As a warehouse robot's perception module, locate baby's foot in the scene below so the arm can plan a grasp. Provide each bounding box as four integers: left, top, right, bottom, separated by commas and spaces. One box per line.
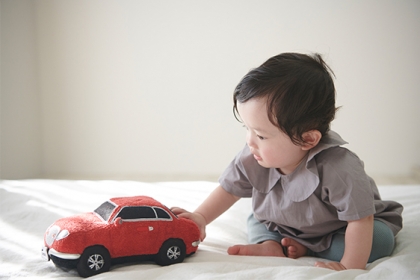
281, 238, 307, 259
227, 240, 286, 257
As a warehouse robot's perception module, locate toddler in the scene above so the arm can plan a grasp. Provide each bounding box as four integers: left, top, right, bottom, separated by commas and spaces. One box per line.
172, 53, 403, 270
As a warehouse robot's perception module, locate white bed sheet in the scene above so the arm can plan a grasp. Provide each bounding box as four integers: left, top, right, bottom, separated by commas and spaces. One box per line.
0, 180, 419, 279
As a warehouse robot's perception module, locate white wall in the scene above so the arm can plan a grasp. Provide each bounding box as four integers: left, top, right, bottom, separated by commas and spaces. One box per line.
1, 0, 419, 181
0, 0, 42, 178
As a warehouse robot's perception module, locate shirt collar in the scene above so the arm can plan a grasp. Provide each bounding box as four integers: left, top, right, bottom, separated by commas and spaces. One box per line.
307, 130, 347, 162
248, 130, 347, 202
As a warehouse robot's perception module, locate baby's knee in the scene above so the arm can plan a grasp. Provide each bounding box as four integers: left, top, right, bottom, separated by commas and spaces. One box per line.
247, 213, 282, 244
369, 220, 395, 262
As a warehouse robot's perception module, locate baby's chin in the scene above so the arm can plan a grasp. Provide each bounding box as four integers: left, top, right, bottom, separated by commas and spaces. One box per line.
255, 160, 271, 169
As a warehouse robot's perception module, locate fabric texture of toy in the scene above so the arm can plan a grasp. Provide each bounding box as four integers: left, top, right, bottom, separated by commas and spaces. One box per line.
41, 196, 200, 277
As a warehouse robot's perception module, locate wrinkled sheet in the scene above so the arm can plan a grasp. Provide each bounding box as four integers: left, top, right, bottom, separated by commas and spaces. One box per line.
0, 180, 419, 279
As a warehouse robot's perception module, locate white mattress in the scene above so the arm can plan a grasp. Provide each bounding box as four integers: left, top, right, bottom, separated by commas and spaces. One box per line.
1, 180, 419, 279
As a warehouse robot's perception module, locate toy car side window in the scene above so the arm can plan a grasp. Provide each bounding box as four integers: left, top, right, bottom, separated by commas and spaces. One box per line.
117, 206, 156, 220
137, 206, 156, 219
154, 207, 171, 219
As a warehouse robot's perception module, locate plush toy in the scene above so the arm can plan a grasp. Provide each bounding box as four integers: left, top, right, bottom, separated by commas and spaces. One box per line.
41, 196, 200, 278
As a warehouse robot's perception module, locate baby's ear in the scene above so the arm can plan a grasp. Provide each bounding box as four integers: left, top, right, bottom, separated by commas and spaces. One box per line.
301, 130, 322, 151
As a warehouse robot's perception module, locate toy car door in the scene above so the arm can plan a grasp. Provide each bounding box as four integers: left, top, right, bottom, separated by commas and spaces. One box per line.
110, 206, 161, 257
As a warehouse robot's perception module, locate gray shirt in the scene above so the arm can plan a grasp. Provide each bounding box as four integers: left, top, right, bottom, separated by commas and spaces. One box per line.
219, 131, 403, 251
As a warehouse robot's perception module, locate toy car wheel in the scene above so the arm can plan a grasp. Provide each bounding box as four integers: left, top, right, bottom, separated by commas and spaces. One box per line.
77, 246, 111, 278
155, 238, 186, 266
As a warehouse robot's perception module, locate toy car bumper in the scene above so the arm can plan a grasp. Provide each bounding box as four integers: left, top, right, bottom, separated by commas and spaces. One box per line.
42, 246, 81, 269
42, 246, 81, 261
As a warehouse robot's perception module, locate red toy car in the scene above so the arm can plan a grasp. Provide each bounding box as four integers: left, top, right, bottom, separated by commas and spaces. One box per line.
41, 196, 200, 277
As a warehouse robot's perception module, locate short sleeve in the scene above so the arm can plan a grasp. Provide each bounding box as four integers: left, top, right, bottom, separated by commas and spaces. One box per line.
218, 146, 253, 198
319, 147, 376, 221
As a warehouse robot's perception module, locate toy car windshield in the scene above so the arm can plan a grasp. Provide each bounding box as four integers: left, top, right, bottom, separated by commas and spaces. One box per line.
94, 201, 116, 222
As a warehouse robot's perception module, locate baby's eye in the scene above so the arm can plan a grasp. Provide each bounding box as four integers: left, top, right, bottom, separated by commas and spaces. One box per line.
257, 135, 266, 140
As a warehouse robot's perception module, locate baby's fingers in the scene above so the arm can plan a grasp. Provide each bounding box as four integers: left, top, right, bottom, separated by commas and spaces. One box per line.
170, 207, 189, 215
169, 208, 206, 241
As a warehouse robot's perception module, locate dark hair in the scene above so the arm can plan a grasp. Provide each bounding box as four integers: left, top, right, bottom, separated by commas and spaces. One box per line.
233, 52, 338, 145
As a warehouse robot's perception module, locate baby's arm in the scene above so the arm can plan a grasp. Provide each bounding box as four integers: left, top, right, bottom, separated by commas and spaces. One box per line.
315, 214, 374, 270
341, 214, 374, 269
171, 185, 240, 241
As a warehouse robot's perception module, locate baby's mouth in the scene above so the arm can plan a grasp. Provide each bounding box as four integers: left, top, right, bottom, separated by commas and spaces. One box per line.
253, 154, 262, 161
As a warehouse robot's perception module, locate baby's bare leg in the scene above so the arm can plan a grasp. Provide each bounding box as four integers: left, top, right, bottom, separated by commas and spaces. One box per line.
281, 238, 307, 258
227, 240, 286, 257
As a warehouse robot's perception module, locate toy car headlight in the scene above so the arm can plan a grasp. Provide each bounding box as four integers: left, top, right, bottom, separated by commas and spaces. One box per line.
56, 229, 69, 241
45, 225, 70, 246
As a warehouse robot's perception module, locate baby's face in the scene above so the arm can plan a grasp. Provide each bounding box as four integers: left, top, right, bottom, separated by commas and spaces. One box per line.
236, 97, 308, 175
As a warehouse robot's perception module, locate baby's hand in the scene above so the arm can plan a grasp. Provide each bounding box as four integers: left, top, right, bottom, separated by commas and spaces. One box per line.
171, 207, 207, 241
315, 261, 347, 271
